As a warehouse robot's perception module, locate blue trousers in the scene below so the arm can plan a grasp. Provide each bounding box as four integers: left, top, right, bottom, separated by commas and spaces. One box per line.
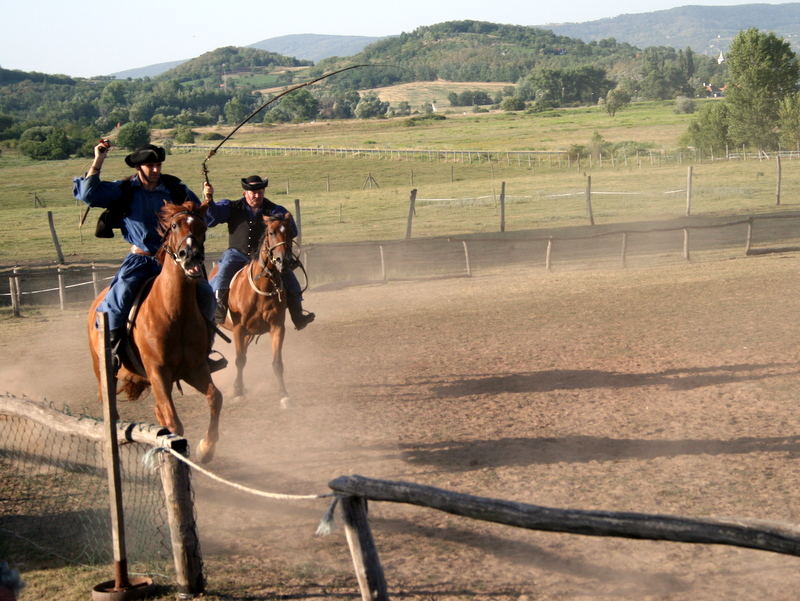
100, 253, 216, 330
211, 248, 302, 299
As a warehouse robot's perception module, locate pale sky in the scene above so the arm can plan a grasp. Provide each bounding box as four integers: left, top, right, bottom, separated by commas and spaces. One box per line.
0, 0, 787, 78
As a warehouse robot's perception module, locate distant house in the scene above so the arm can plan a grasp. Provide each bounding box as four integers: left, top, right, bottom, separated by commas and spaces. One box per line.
704, 84, 726, 97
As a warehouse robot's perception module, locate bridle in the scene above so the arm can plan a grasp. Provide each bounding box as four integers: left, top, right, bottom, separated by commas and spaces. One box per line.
161, 209, 206, 277
247, 218, 289, 299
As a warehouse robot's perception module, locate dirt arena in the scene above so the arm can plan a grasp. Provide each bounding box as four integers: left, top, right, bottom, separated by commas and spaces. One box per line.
5, 253, 800, 600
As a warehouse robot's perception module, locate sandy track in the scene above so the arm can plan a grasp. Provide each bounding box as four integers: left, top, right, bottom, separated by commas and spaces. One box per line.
4, 254, 800, 600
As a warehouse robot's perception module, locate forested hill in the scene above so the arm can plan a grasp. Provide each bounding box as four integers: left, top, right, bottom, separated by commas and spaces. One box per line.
313, 20, 640, 89
545, 3, 800, 55
158, 46, 311, 83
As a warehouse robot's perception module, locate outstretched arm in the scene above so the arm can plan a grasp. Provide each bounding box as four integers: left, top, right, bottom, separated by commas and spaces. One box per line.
86, 141, 107, 177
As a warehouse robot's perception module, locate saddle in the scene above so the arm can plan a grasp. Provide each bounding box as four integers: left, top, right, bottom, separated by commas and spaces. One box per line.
116, 277, 156, 378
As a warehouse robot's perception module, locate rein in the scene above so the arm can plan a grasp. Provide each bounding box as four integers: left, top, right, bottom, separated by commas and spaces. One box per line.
248, 235, 289, 299
247, 261, 283, 299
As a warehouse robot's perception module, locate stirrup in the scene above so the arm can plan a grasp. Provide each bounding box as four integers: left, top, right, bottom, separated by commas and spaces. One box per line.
207, 351, 228, 373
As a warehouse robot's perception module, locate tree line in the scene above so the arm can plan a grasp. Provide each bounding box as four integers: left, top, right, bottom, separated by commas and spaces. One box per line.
684, 28, 800, 154
0, 19, 751, 161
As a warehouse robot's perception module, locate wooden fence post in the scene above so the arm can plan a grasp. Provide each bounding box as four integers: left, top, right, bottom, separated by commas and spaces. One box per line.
92, 263, 100, 297
97, 313, 136, 592
293, 199, 302, 245
158, 436, 206, 597
620, 232, 628, 269
686, 166, 693, 216
462, 241, 471, 277
405, 189, 417, 240
340, 495, 389, 601
585, 176, 595, 226
12, 267, 21, 312
776, 155, 782, 206
47, 211, 65, 265
545, 238, 553, 272
499, 181, 506, 233
9, 277, 19, 317
745, 217, 753, 255
57, 267, 65, 311
683, 228, 690, 261
379, 245, 386, 282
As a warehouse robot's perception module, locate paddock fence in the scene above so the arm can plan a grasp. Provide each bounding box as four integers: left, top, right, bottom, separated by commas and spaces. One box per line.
327, 474, 800, 601
7, 392, 800, 601
172, 144, 800, 169
0, 394, 205, 598
3, 211, 799, 310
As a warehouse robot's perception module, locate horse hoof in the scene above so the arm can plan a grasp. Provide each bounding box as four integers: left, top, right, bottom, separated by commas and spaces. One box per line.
279, 396, 290, 410
196, 439, 215, 464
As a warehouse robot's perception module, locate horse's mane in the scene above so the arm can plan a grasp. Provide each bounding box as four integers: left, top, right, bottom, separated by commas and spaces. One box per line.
157, 200, 199, 234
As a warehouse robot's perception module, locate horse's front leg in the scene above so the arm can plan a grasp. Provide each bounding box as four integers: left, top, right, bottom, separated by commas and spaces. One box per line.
232, 327, 251, 398
184, 370, 223, 464
271, 323, 289, 409
149, 369, 184, 436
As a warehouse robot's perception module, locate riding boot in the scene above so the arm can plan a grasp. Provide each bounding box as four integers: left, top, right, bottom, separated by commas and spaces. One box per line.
287, 294, 315, 330
206, 320, 228, 373
108, 327, 125, 373
214, 289, 229, 325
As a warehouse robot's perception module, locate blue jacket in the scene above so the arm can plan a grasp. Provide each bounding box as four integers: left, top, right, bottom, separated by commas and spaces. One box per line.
73, 173, 199, 254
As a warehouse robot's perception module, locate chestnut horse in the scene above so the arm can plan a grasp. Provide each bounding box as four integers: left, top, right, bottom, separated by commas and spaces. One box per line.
87, 200, 223, 463
212, 214, 292, 406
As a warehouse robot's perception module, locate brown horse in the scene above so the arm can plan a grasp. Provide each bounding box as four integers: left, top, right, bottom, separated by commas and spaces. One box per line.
212, 214, 292, 405
87, 200, 223, 463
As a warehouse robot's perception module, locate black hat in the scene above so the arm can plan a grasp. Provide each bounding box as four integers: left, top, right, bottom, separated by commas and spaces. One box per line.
241, 175, 269, 191
125, 144, 166, 167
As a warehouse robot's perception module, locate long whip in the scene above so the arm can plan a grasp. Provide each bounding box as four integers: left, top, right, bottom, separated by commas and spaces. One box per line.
201, 63, 388, 186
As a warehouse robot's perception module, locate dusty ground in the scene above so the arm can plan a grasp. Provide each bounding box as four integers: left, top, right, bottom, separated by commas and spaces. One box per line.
5, 253, 800, 600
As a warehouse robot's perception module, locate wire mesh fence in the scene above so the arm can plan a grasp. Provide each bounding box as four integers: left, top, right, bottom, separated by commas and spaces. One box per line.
0, 395, 173, 575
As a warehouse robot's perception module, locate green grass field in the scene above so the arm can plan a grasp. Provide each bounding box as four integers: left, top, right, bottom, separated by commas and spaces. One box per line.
0, 98, 795, 267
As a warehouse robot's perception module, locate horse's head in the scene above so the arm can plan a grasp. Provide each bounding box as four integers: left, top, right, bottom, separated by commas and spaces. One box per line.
158, 200, 208, 278
258, 213, 293, 274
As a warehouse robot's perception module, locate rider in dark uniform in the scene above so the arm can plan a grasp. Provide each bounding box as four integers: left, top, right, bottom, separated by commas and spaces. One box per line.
204, 175, 314, 330
74, 143, 224, 372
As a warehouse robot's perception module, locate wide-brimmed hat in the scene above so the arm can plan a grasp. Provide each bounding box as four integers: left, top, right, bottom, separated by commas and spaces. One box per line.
241, 175, 269, 190
125, 144, 166, 167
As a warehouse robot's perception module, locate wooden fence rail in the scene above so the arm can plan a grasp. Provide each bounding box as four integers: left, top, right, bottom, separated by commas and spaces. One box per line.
329, 474, 800, 601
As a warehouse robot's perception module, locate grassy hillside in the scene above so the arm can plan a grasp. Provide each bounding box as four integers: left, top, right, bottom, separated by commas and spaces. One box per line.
190, 97, 699, 151
547, 3, 800, 56
2, 99, 798, 267
314, 20, 640, 88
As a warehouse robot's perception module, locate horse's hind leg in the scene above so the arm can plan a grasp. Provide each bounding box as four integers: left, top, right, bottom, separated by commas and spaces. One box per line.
271, 324, 289, 409
185, 370, 222, 464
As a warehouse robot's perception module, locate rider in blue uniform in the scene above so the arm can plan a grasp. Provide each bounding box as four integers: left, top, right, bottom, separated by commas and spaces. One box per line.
73, 142, 225, 372
204, 175, 314, 330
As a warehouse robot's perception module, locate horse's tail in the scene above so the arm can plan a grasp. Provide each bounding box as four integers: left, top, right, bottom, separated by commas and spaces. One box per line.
119, 378, 149, 402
